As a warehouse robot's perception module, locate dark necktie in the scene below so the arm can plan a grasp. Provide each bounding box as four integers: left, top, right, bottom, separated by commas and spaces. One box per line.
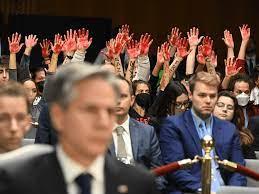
75, 173, 92, 194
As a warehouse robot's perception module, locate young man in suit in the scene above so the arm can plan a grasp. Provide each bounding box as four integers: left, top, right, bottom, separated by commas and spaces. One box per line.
109, 76, 165, 191
160, 71, 247, 194
0, 63, 160, 194
0, 81, 31, 153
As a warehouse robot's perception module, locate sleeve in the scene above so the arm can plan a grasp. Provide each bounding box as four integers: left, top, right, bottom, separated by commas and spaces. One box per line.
236, 59, 246, 74
8, 69, 17, 81
71, 50, 86, 63
17, 54, 31, 82
135, 55, 150, 82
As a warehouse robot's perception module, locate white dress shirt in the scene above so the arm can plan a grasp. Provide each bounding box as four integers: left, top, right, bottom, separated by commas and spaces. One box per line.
56, 145, 105, 194
112, 115, 134, 164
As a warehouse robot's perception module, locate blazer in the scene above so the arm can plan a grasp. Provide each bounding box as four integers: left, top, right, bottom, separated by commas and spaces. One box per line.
108, 118, 162, 169
0, 145, 160, 194
159, 110, 247, 194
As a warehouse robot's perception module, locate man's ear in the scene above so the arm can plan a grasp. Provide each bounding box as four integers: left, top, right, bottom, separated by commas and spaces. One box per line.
130, 95, 135, 107
49, 104, 64, 133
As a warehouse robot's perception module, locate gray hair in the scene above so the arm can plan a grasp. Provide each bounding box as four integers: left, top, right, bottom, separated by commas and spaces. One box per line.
47, 62, 120, 109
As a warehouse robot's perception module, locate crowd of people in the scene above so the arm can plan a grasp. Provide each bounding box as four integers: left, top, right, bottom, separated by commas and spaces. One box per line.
0, 23, 258, 194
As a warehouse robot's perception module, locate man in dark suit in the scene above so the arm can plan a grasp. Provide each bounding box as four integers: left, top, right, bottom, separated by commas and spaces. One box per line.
160, 72, 247, 194
0, 63, 160, 194
108, 76, 165, 191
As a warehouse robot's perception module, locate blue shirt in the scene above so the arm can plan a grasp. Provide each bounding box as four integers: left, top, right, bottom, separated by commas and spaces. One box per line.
191, 109, 225, 192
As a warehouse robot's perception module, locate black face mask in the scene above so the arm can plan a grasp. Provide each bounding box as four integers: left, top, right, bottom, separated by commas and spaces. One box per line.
135, 93, 151, 110
36, 80, 45, 93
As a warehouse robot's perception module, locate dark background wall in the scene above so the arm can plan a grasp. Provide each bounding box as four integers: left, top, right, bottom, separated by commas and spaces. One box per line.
0, 0, 257, 66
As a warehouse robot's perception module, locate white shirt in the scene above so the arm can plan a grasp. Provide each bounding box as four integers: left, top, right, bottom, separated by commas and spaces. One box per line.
112, 115, 134, 164
250, 86, 259, 105
56, 145, 105, 194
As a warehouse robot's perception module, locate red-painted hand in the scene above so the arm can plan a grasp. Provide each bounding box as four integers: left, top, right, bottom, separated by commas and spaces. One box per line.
77, 28, 92, 51
119, 24, 133, 45
139, 33, 153, 56
162, 42, 171, 62
176, 37, 190, 58
196, 45, 205, 65
51, 34, 64, 54
62, 29, 77, 53
8, 33, 24, 54
168, 27, 181, 47
127, 39, 140, 59
40, 39, 51, 58
201, 36, 213, 57
225, 57, 242, 77
157, 46, 164, 65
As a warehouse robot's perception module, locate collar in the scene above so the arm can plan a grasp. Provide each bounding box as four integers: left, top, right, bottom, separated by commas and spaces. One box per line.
191, 108, 212, 128
56, 144, 104, 185
114, 115, 130, 134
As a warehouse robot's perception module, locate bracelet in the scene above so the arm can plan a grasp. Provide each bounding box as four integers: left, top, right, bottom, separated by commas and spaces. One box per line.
66, 55, 73, 60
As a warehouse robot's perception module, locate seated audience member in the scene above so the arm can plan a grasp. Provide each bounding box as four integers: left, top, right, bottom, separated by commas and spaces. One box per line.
228, 73, 259, 127
0, 63, 159, 194
248, 116, 259, 151
22, 79, 45, 138
213, 90, 256, 159
0, 81, 31, 153
160, 72, 246, 194
149, 81, 189, 134
0, 56, 10, 84
250, 71, 259, 105
108, 75, 166, 191
129, 80, 152, 124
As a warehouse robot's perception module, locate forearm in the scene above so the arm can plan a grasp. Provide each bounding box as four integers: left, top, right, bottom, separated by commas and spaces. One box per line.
221, 76, 231, 89
71, 50, 86, 63
48, 53, 59, 73
125, 59, 136, 82
186, 46, 197, 75
152, 62, 163, 77
24, 47, 32, 56
238, 41, 248, 60
205, 58, 216, 75
136, 55, 150, 81
9, 53, 17, 70
169, 57, 182, 79
113, 56, 124, 76
227, 47, 235, 59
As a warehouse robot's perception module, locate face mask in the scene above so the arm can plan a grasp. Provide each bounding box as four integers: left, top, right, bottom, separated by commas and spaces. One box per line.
135, 93, 151, 110
36, 80, 45, 94
236, 92, 250, 106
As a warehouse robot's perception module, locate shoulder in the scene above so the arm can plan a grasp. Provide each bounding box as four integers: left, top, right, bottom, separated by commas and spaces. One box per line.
130, 118, 154, 132
0, 145, 54, 173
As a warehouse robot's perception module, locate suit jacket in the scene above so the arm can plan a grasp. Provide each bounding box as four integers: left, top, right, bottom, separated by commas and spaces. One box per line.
0, 145, 160, 194
108, 118, 162, 169
159, 110, 247, 194
35, 103, 58, 145
249, 116, 259, 151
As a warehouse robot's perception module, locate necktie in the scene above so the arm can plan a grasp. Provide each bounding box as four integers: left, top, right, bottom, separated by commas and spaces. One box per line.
199, 121, 207, 139
116, 126, 127, 159
75, 173, 92, 194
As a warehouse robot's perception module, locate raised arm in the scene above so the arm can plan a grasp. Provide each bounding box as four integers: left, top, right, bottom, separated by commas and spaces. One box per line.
237, 24, 250, 60
62, 29, 77, 64
186, 27, 203, 75
168, 27, 181, 58
222, 30, 235, 59
49, 34, 64, 73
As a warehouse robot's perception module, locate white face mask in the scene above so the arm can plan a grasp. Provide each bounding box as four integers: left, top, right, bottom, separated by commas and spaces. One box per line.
236, 92, 250, 106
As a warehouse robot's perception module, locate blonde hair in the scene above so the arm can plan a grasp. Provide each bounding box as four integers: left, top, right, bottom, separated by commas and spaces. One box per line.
189, 71, 220, 93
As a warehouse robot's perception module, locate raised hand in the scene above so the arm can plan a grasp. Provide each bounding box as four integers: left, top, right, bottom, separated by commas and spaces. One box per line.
51, 34, 64, 54
225, 57, 242, 77
126, 39, 140, 59
77, 28, 92, 51
187, 27, 203, 47
210, 50, 217, 67
119, 24, 133, 45
25, 34, 38, 48
62, 29, 77, 53
239, 24, 250, 42
157, 46, 164, 65
8, 33, 24, 54
196, 45, 205, 65
139, 33, 153, 56
201, 36, 213, 57
40, 39, 51, 58
161, 42, 171, 62
176, 37, 190, 58
222, 30, 234, 48
103, 40, 115, 60
168, 27, 181, 47
113, 33, 125, 56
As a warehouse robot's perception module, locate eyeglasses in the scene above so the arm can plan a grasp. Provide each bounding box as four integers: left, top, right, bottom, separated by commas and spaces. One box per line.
216, 102, 234, 111
174, 101, 190, 109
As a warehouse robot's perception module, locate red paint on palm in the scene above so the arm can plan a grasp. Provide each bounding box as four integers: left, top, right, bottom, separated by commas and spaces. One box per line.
201, 36, 213, 57
139, 33, 153, 56
196, 45, 205, 65
51, 34, 64, 54
168, 27, 181, 47
8, 33, 24, 54
62, 29, 77, 52
176, 37, 189, 58
77, 28, 92, 50
126, 39, 140, 59
162, 42, 170, 61
40, 39, 51, 58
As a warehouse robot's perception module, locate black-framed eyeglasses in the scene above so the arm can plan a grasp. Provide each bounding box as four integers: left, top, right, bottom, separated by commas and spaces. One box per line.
216, 102, 234, 110
174, 101, 190, 109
